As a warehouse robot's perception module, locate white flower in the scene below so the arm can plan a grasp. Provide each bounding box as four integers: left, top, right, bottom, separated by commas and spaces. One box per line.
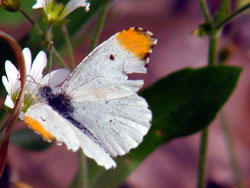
2, 47, 70, 118
32, 0, 90, 24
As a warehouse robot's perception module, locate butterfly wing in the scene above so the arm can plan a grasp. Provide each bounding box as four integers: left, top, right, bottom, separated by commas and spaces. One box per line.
24, 103, 116, 169
61, 28, 156, 157
61, 27, 157, 101
70, 94, 151, 157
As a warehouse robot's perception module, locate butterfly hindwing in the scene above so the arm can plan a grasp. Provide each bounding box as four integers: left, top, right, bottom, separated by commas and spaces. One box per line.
70, 94, 151, 157
25, 103, 116, 169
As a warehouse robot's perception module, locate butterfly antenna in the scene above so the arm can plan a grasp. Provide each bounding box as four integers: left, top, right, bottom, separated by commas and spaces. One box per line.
48, 41, 53, 86
26, 75, 43, 87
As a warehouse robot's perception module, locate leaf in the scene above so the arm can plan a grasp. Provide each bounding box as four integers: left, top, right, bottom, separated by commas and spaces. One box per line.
87, 65, 242, 188
10, 128, 51, 151
69, 151, 86, 188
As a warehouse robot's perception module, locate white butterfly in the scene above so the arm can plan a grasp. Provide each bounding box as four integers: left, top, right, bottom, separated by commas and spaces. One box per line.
24, 27, 157, 169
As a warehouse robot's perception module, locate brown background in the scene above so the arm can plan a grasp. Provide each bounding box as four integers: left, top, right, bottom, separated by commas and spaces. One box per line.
2, 0, 250, 187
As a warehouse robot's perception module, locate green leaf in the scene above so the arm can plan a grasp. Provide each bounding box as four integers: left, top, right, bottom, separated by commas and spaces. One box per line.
10, 128, 51, 151
87, 65, 242, 188
69, 151, 87, 188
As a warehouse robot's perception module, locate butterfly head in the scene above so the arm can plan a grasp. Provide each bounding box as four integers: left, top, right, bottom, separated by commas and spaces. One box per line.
40, 86, 53, 99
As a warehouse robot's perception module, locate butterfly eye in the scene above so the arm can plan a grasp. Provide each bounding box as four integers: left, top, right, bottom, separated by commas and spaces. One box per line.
40, 86, 52, 98
44, 86, 52, 93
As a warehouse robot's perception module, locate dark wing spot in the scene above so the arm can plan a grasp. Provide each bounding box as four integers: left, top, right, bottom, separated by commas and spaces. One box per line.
109, 54, 115, 60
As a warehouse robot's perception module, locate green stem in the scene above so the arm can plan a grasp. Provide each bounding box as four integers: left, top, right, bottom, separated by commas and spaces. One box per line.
20, 9, 67, 69
46, 25, 68, 69
53, 48, 67, 68
208, 33, 219, 66
214, 3, 250, 30
197, 33, 219, 188
198, 0, 212, 23
19, 8, 44, 37
61, 24, 75, 70
219, 113, 245, 188
197, 2, 220, 186
88, 0, 109, 53
81, 152, 88, 188
197, 127, 209, 188
73, 1, 110, 187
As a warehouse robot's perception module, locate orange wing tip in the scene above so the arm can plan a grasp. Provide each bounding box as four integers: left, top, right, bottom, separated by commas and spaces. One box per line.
24, 116, 55, 142
116, 27, 157, 63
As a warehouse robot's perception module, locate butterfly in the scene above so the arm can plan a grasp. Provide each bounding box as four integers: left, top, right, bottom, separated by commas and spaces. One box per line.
24, 27, 157, 169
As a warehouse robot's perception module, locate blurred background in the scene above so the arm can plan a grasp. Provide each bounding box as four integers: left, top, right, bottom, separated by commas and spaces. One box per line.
0, 0, 250, 187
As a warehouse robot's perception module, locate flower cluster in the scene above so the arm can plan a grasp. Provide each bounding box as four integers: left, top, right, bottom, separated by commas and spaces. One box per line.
33, 0, 90, 25
2, 48, 70, 119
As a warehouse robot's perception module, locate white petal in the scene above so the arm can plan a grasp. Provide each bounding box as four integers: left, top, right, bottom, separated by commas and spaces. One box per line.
4, 95, 15, 109
29, 51, 47, 82
32, 0, 44, 9
5, 60, 19, 95
22, 47, 32, 74
32, 0, 52, 9
2, 76, 11, 95
42, 68, 70, 88
65, 0, 90, 16
19, 112, 25, 120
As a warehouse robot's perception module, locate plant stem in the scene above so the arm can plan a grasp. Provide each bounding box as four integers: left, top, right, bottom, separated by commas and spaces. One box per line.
208, 33, 219, 66
197, 1, 220, 186
62, 24, 75, 70
198, 0, 212, 23
71, 1, 110, 188
46, 25, 68, 69
81, 152, 88, 188
219, 113, 245, 188
88, 0, 109, 53
20, 9, 67, 68
197, 32, 219, 188
19, 8, 44, 37
214, 3, 250, 30
53, 48, 67, 68
0, 31, 26, 177
197, 127, 209, 188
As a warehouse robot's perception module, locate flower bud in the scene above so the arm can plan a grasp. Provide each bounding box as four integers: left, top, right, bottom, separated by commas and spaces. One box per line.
0, 0, 20, 12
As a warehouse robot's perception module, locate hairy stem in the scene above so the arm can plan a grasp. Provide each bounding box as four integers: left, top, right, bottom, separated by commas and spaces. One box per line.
220, 113, 245, 188
197, 127, 209, 188
198, 0, 211, 23
214, 3, 250, 30
62, 24, 75, 70
88, 0, 109, 53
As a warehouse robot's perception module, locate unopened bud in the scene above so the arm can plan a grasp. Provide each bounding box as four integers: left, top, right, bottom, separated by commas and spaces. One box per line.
0, 0, 20, 12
